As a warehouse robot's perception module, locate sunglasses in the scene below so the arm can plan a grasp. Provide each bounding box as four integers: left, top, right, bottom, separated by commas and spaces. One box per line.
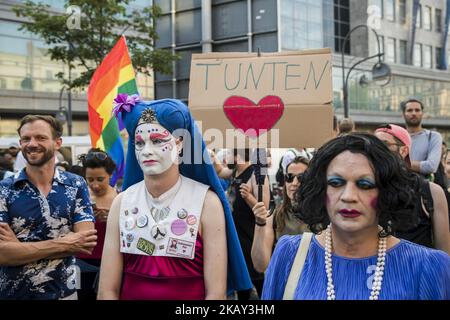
285, 173, 304, 183
78, 151, 108, 162
377, 123, 393, 130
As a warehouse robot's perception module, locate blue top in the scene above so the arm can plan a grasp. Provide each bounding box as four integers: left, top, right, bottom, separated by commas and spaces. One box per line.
410, 129, 442, 175
0, 168, 95, 300
262, 234, 450, 300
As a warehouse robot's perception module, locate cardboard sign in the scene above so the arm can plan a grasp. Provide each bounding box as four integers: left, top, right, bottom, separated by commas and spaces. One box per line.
188, 49, 334, 148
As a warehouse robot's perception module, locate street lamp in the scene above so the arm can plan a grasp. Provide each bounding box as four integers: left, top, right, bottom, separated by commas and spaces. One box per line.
341, 25, 391, 118
56, 42, 74, 136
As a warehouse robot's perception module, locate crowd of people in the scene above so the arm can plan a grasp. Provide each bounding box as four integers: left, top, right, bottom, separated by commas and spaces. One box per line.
0, 96, 449, 300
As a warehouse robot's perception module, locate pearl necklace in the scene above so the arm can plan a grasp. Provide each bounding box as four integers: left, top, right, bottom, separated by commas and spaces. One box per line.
324, 224, 387, 300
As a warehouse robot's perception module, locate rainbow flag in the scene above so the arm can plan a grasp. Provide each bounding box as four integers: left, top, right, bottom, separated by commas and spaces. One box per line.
88, 36, 138, 185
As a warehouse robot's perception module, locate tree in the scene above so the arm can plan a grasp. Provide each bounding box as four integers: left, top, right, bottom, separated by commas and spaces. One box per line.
14, 0, 178, 90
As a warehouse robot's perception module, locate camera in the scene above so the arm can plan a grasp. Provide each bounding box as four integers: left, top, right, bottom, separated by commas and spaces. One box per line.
231, 178, 243, 187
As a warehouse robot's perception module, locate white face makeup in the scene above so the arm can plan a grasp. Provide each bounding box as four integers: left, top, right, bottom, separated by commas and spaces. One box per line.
135, 122, 178, 176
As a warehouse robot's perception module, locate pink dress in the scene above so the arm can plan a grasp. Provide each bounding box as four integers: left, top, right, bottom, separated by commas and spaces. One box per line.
77, 221, 106, 260
120, 235, 205, 300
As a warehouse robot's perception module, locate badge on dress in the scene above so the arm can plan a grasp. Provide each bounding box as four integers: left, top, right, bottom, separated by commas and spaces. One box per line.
136, 237, 155, 255
125, 217, 136, 230
151, 206, 170, 222
171, 219, 187, 236
186, 215, 197, 225
126, 233, 134, 242
166, 238, 195, 258
137, 215, 148, 228
151, 224, 167, 240
177, 208, 188, 219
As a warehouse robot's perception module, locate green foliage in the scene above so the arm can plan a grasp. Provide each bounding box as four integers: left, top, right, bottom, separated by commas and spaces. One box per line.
13, 0, 178, 90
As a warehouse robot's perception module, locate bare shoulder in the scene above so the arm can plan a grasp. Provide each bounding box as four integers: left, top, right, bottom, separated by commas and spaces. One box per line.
202, 190, 224, 215
429, 182, 445, 197
111, 192, 124, 207
108, 193, 124, 218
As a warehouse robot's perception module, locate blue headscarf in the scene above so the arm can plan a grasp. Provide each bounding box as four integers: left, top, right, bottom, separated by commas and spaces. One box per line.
116, 97, 252, 294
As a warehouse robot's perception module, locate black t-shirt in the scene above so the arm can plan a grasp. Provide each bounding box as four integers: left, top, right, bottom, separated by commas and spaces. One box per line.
231, 165, 264, 281
396, 174, 433, 248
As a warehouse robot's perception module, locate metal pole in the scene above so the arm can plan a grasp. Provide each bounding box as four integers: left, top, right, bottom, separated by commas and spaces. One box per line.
341, 25, 383, 118
67, 66, 73, 136
171, 0, 177, 99
247, 0, 252, 52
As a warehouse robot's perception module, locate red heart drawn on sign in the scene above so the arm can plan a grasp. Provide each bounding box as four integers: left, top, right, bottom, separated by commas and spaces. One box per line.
223, 95, 284, 137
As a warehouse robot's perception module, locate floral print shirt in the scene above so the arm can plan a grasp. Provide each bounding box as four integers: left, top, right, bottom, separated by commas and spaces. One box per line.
0, 168, 94, 299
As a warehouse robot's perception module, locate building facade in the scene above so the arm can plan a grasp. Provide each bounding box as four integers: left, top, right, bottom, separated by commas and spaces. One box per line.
0, 0, 154, 137
1, 0, 449, 143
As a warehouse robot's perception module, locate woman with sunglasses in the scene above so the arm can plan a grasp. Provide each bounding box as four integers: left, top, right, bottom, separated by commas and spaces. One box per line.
262, 133, 449, 300
251, 156, 310, 273
77, 148, 118, 300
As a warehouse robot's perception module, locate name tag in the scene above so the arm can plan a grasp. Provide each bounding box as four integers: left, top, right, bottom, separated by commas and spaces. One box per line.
166, 238, 195, 258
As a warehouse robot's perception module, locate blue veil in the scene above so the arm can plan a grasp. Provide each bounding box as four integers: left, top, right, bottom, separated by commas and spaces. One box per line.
117, 98, 252, 293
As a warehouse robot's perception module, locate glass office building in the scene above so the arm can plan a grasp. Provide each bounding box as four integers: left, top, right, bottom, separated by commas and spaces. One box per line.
0, 0, 154, 136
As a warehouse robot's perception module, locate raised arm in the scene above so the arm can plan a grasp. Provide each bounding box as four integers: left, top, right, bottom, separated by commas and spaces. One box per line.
97, 193, 124, 300
240, 173, 270, 209
209, 149, 233, 179
251, 202, 275, 273
201, 190, 227, 300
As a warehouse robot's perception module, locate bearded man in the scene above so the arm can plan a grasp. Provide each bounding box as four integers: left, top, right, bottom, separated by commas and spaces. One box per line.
0, 115, 97, 300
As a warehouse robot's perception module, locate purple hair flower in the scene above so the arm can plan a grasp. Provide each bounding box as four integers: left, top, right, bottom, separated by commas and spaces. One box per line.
113, 93, 141, 118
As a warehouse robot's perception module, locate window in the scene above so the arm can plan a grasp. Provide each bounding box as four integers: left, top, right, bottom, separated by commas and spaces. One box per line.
399, 0, 406, 24
46, 70, 53, 80
423, 6, 432, 30
372, 0, 384, 19
0, 78, 6, 89
416, 4, 422, 28
423, 45, 432, 68
436, 47, 442, 69
386, 37, 396, 63
413, 43, 422, 67
399, 40, 407, 64
385, 0, 396, 22
448, 50, 450, 69
334, 0, 350, 53
281, 1, 324, 50
435, 9, 442, 32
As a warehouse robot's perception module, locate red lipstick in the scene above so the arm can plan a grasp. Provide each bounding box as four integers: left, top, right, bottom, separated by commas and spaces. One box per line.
339, 209, 362, 218
143, 160, 157, 166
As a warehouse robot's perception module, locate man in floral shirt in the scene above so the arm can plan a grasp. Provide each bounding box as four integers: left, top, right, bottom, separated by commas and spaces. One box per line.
0, 115, 97, 300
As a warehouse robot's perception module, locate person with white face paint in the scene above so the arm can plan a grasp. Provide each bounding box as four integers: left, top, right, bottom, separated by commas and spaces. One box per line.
134, 122, 179, 176
98, 96, 252, 300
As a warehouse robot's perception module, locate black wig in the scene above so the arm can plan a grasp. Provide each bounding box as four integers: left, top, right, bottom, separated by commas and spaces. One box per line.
295, 132, 417, 236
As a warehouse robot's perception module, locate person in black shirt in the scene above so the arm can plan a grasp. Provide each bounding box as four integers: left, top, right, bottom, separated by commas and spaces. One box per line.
210, 148, 270, 300
375, 124, 449, 253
